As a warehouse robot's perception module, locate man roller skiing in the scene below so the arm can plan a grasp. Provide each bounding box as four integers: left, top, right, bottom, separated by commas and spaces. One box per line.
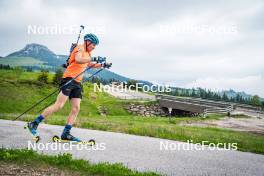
27, 33, 105, 142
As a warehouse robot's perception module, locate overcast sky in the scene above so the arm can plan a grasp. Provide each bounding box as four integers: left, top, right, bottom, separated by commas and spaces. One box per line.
0, 0, 263, 97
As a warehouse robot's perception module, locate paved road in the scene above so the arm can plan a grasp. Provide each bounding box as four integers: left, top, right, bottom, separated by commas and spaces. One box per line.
0, 119, 263, 176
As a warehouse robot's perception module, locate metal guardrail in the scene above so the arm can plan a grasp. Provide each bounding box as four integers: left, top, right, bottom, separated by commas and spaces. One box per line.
204, 105, 233, 116
156, 94, 231, 107
156, 94, 232, 107
156, 94, 264, 117
234, 104, 263, 111
156, 94, 234, 116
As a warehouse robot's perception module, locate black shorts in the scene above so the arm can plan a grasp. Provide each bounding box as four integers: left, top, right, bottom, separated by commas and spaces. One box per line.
60, 77, 83, 99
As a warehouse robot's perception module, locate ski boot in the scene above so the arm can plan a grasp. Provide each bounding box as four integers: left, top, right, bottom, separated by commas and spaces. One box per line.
24, 122, 40, 143
61, 132, 81, 142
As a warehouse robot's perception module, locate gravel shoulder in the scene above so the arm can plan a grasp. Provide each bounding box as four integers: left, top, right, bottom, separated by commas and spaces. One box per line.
180, 116, 264, 135
0, 161, 79, 176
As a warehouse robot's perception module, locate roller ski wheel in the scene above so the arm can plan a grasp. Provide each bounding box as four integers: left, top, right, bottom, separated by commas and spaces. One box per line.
24, 123, 40, 143
52, 135, 95, 145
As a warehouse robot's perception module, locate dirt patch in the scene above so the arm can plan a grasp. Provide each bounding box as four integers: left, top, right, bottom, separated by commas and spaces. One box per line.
0, 161, 80, 176
180, 117, 264, 135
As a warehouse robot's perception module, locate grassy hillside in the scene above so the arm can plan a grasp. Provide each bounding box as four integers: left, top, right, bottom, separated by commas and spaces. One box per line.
0, 69, 130, 117
0, 56, 46, 67
0, 69, 264, 154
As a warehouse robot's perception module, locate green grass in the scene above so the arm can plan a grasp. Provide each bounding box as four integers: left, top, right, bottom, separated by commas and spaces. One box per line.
230, 114, 251, 118
0, 69, 264, 154
0, 148, 159, 176
76, 115, 264, 154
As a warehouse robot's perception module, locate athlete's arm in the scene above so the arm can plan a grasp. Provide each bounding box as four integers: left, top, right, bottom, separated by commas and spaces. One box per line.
88, 62, 103, 68
75, 52, 92, 64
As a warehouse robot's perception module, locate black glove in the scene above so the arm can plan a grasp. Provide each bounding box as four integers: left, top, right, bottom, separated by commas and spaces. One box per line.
102, 62, 112, 69
91, 56, 106, 63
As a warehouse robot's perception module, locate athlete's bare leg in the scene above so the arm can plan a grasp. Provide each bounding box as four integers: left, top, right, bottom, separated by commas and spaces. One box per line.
41, 91, 69, 118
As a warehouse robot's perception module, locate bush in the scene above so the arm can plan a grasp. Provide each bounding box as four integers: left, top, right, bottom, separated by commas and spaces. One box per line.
52, 68, 63, 85
37, 70, 49, 84
13, 67, 23, 81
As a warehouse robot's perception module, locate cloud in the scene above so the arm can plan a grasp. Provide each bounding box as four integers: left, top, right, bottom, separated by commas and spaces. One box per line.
185, 75, 264, 97
0, 0, 263, 97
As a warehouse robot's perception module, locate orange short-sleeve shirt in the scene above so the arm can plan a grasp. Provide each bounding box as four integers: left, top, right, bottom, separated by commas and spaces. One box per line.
63, 44, 90, 82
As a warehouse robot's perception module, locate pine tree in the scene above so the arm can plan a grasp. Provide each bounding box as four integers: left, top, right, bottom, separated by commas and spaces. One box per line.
222, 92, 229, 101
251, 95, 261, 106
191, 88, 196, 97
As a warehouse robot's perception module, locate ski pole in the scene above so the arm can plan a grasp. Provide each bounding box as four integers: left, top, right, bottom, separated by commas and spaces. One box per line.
76, 25, 84, 44
36, 68, 104, 113
14, 63, 98, 121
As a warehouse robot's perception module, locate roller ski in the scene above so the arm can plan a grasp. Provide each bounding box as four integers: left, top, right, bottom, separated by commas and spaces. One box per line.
52, 134, 95, 145
24, 122, 40, 143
